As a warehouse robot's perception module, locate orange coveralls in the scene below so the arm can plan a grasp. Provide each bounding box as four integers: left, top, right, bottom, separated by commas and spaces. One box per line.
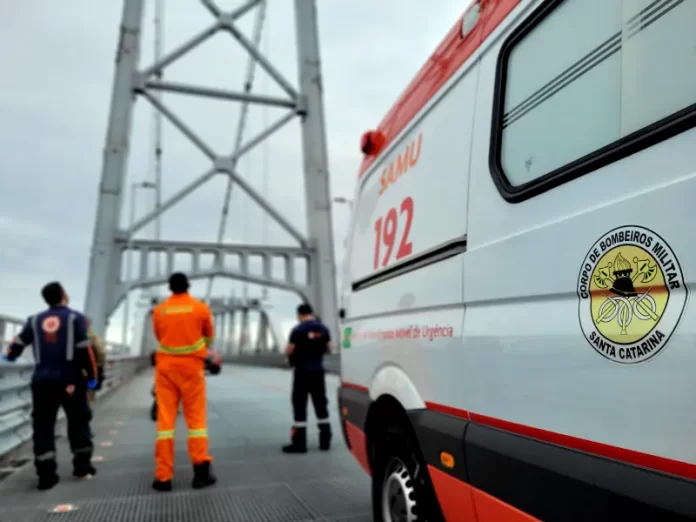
152, 293, 215, 482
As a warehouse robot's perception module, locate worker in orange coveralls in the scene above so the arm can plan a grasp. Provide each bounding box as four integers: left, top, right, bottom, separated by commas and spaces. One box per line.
150, 272, 217, 492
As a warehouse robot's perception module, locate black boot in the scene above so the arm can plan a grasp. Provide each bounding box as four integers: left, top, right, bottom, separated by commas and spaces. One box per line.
73, 452, 97, 478
282, 427, 307, 454
152, 479, 172, 492
192, 461, 217, 489
36, 458, 60, 490
38, 473, 60, 490
319, 423, 332, 451
73, 465, 97, 478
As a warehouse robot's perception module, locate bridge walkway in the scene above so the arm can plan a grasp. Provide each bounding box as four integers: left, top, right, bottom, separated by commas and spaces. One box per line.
0, 366, 371, 522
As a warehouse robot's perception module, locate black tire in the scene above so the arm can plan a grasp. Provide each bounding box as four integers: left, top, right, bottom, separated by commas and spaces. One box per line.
371, 424, 444, 522
150, 401, 157, 421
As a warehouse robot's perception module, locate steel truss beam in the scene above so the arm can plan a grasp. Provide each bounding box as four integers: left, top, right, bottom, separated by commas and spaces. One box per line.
108, 238, 312, 316
208, 296, 264, 312
84, 0, 338, 342
135, 293, 281, 356
205, 0, 267, 302
207, 296, 282, 355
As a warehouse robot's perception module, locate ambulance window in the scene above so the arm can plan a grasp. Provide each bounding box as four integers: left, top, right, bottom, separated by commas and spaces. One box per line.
490, 0, 696, 202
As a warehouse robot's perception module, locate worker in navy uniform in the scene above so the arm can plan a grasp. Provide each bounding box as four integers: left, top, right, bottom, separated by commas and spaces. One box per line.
283, 303, 332, 453
1, 282, 99, 490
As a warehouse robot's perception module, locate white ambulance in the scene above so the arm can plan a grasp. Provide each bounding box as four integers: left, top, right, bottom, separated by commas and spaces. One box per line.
337, 0, 696, 520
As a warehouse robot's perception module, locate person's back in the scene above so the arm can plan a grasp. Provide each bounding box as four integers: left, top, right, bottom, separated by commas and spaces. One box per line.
2, 281, 98, 489
150, 272, 216, 492
283, 303, 332, 453
30, 307, 94, 383
289, 318, 330, 372
152, 293, 212, 373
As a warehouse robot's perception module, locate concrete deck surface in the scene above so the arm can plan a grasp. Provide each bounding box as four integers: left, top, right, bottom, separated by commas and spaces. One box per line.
0, 366, 371, 521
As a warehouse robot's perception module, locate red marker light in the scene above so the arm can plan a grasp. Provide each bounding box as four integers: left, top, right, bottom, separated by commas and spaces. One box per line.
360, 131, 373, 155
361, 130, 385, 156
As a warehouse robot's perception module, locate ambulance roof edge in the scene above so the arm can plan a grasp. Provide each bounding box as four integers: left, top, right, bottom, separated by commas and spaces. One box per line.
356, 0, 521, 179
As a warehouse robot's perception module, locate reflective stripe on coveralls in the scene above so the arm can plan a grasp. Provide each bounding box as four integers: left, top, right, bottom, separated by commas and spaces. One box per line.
152, 293, 215, 482
158, 337, 207, 355
156, 428, 207, 439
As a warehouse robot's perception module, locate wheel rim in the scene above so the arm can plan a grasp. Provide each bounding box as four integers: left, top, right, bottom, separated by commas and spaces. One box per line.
381, 457, 418, 522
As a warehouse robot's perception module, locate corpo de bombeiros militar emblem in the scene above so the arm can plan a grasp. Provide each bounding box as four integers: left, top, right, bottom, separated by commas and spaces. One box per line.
577, 226, 687, 364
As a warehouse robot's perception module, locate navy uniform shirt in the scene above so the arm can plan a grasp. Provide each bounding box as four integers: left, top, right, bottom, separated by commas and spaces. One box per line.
288, 319, 330, 372
5, 306, 98, 384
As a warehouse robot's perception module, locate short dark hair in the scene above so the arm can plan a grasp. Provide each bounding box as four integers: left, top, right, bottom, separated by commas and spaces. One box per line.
168, 272, 190, 294
297, 303, 313, 316
41, 282, 65, 307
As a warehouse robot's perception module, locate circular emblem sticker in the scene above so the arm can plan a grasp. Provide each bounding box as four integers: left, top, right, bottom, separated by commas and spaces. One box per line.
41, 316, 61, 334
577, 226, 687, 364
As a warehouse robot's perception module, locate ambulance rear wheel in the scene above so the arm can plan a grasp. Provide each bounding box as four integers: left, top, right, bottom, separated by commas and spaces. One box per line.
371, 424, 443, 522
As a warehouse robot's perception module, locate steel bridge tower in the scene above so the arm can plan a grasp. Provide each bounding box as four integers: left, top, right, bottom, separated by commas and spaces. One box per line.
84, 0, 339, 347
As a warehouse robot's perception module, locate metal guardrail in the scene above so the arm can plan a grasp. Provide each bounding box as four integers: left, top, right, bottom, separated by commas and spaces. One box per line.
0, 356, 149, 460
225, 353, 340, 375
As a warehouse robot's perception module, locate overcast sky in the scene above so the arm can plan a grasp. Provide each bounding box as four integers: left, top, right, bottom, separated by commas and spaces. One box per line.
0, 0, 466, 350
